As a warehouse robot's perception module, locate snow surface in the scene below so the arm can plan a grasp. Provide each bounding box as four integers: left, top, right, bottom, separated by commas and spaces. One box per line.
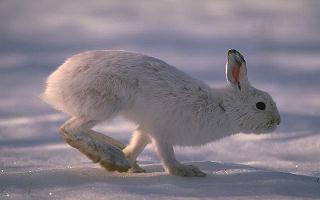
1, 0, 320, 199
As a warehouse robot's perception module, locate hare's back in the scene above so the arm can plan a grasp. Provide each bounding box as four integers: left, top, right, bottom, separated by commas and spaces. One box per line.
65, 50, 201, 94
43, 50, 207, 120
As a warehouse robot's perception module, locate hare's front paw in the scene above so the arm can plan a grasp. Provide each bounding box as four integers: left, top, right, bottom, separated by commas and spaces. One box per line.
168, 164, 206, 177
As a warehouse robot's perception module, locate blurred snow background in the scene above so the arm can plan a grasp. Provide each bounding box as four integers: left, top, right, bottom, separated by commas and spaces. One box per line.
0, 0, 320, 199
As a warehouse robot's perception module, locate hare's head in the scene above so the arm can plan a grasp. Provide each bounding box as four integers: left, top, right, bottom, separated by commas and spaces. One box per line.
223, 49, 280, 134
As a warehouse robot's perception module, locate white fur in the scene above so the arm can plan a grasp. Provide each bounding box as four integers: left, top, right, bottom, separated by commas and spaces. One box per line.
42, 49, 280, 176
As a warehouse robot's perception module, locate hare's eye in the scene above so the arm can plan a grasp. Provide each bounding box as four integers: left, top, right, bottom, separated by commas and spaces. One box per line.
256, 102, 266, 110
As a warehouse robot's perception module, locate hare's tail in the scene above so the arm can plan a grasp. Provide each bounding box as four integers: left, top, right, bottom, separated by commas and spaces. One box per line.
41, 70, 67, 113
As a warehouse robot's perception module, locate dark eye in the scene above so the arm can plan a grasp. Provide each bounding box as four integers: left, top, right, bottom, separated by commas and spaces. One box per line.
256, 102, 266, 110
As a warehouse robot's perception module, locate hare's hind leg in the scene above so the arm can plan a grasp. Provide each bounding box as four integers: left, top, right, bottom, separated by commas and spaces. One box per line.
60, 117, 130, 172
123, 127, 151, 173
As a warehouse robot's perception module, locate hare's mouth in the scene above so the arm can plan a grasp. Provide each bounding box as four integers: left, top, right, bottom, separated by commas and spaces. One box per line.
267, 117, 280, 127
254, 120, 279, 134
264, 119, 279, 131
266, 121, 276, 128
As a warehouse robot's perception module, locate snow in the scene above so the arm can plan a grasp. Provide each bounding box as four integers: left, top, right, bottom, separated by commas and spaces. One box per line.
1, 0, 320, 199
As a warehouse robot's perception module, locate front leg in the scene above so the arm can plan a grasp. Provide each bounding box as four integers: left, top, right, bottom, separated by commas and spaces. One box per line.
123, 127, 151, 173
154, 140, 206, 177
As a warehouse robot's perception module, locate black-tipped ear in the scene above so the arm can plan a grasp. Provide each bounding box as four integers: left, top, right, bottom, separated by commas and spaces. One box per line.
225, 49, 249, 90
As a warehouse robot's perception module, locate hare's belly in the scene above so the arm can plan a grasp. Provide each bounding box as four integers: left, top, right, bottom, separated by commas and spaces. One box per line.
125, 95, 227, 147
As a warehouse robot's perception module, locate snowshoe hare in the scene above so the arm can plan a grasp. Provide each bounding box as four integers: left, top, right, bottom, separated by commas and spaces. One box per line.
42, 49, 280, 177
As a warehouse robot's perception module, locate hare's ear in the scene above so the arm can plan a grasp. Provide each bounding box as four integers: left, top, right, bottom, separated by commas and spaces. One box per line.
225, 49, 249, 91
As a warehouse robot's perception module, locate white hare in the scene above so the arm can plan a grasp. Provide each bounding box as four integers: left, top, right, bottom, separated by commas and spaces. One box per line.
42, 49, 280, 177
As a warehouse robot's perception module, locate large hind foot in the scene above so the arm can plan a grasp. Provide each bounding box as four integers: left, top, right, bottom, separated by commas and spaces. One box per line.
88, 130, 146, 173
60, 127, 130, 172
